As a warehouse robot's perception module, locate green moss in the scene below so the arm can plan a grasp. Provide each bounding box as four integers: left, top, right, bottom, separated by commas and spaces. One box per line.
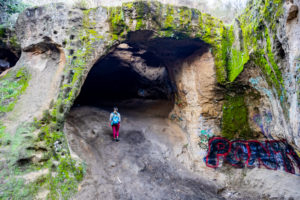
0, 67, 30, 114
28, 110, 85, 200
164, 5, 175, 30
197, 13, 228, 83
49, 156, 85, 199
222, 25, 250, 82
231, 1, 275, 83
178, 7, 191, 27
218, 0, 287, 136
136, 18, 146, 30
265, 28, 284, 86
0, 122, 50, 199
123, 2, 134, 9
221, 94, 252, 140
228, 49, 249, 82
109, 7, 126, 34
235, 0, 287, 117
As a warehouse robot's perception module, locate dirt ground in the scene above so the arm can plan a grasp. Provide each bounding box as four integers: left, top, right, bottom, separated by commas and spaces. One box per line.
64, 99, 224, 200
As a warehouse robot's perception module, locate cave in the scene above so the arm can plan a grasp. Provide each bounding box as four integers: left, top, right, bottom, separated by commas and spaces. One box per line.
74, 34, 209, 115
0, 47, 19, 74
74, 43, 173, 107
66, 35, 220, 199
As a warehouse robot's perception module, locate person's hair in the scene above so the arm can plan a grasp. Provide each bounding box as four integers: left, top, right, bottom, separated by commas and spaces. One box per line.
113, 107, 118, 111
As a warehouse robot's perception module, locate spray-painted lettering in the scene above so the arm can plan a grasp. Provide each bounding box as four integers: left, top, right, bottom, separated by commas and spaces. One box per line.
204, 137, 300, 174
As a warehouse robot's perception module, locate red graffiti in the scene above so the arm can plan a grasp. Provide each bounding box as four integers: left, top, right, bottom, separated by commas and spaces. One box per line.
204, 137, 300, 174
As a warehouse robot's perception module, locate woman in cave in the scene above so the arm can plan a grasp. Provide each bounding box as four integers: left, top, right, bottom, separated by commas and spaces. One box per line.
110, 107, 121, 142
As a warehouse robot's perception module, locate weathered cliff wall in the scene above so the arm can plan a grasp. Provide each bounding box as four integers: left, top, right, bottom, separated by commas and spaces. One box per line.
0, 0, 299, 199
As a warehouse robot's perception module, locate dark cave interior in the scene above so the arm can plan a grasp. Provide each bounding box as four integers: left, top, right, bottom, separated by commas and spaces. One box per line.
0, 47, 19, 72
74, 35, 209, 108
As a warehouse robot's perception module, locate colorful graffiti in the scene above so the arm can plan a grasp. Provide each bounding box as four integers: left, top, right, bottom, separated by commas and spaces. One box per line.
197, 115, 214, 150
253, 111, 273, 138
249, 77, 273, 99
204, 137, 300, 174
198, 129, 214, 149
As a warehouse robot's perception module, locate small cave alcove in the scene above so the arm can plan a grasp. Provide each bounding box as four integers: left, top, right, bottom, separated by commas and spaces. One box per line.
73, 34, 209, 115
0, 47, 19, 74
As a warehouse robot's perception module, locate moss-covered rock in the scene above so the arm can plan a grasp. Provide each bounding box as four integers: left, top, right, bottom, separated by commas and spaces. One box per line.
0, 67, 30, 115
221, 91, 252, 140
235, 0, 286, 112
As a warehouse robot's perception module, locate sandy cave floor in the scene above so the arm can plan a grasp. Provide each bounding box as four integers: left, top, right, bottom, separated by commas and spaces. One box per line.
64, 99, 225, 200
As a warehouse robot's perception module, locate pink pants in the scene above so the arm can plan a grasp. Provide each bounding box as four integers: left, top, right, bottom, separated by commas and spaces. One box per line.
112, 123, 120, 139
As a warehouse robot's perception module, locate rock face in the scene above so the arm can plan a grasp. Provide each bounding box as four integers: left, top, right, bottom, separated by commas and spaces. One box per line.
281, 0, 300, 148
0, 0, 300, 199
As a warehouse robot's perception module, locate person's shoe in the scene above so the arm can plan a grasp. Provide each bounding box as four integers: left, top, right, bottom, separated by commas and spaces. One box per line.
116, 138, 120, 142
112, 138, 116, 141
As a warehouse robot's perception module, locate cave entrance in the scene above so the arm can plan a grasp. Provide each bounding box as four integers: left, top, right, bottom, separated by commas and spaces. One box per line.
74, 34, 209, 117
66, 34, 219, 199
0, 47, 19, 74
66, 35, 222, 199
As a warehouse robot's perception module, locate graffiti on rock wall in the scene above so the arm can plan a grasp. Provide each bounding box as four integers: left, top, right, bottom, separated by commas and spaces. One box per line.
253, 111, 273, 138
198, 129, 214, 149
249, 77, 273, 100
204, 137, 300, 174
197, 115, 214, 150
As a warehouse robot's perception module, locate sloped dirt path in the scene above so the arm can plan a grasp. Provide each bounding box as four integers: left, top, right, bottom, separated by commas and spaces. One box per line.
65, 100, 224, 200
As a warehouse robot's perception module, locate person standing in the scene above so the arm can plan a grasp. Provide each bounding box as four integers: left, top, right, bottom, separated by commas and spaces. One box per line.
110, 107, 121, 142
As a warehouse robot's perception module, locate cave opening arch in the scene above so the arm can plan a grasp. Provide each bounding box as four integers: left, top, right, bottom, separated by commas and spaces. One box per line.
65, 29, 222, 199
58, 1, 229, 124
73, 31, 211, 118
56, 2, 225, 177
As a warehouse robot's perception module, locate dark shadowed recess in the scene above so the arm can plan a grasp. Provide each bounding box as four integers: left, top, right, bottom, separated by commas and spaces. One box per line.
74, 33, 209, 108
0, 47, 19, 73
